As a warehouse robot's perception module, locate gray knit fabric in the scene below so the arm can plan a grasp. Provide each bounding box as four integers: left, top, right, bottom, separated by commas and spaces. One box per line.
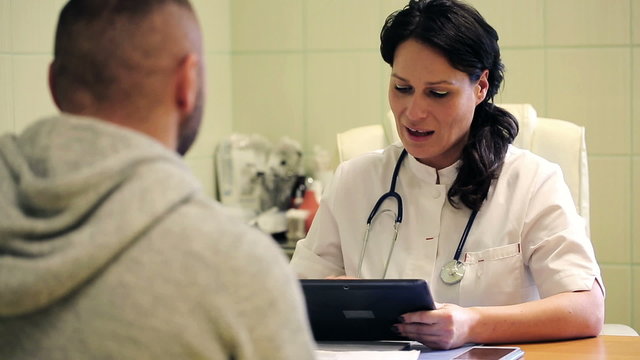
0, 114, 316, 359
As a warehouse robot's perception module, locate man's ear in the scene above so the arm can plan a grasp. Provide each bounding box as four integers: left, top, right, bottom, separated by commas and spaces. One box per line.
48, 62, 62, 111
175, 53, 199, 119
475, 69, 489, 105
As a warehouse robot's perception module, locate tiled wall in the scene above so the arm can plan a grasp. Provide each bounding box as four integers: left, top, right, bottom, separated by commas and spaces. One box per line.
1, 0, 637, 330
231, 0, 639, 330
183, 0, 233, 197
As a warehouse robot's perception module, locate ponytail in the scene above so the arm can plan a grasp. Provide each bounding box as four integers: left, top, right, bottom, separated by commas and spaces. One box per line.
448, 103, 518, 211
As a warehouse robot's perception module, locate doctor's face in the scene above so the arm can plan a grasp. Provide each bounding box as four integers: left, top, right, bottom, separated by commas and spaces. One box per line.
388, 39, 488, 169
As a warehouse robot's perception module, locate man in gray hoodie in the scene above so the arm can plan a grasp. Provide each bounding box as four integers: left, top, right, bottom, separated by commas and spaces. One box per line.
0, 0, 316, 359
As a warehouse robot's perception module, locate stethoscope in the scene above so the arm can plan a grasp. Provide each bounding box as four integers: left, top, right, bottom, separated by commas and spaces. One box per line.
356, 149, 478, 284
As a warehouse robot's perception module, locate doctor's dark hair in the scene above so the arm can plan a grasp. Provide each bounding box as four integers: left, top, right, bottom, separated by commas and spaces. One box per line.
52, 0, 194, 110
380, 0, 518, 212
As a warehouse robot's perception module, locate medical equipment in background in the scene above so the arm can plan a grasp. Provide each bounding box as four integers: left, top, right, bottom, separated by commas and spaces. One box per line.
215, 134, 323, 242
260, 137, 304, 211
215, 133, 271, 222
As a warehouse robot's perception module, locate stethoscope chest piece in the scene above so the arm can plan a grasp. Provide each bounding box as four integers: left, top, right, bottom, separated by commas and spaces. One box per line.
439, 209, 478, 285
440, 259, 465, 284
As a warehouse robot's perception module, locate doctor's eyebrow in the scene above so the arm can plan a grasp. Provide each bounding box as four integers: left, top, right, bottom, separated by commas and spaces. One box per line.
390, 73, 453, 86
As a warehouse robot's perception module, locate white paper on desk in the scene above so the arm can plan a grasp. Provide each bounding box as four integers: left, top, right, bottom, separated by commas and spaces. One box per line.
317, 341, 411, 351
316, 350, 420, 360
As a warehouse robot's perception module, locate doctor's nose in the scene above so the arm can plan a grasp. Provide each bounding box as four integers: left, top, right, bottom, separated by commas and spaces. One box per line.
405, 95, 429, 121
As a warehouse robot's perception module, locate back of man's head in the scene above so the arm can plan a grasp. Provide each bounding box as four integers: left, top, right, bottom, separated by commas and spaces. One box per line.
51, 0, 199, 115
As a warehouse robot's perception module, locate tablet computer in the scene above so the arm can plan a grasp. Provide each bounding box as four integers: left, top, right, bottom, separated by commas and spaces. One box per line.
300, 279, 436, 341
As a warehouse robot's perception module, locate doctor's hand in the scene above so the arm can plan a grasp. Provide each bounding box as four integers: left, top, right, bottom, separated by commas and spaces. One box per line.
393, 302, 479, 350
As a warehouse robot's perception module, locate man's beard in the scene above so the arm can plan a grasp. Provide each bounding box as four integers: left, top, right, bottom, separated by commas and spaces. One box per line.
176, 86, 204, 156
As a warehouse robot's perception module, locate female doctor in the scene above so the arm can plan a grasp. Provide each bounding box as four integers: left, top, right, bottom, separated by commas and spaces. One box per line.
290, 0, 604, 350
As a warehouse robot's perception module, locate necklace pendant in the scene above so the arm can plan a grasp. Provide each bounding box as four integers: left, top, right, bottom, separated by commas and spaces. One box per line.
440, 260, 465, 284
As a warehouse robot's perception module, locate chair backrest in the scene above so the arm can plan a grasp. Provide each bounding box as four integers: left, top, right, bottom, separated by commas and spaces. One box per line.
335, 112, 399, 163
336, 104, 590, 232
336, 124, 386, 162
498, 104, 590, 233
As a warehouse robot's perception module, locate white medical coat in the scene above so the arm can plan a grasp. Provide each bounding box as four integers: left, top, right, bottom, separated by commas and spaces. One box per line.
290, 143, 603, 306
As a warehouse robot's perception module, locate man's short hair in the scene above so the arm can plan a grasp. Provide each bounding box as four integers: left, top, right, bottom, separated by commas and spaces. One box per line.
52, 0, 194, 110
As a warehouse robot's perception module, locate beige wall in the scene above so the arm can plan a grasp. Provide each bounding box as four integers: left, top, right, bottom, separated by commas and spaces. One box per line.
1, 0, 637, 330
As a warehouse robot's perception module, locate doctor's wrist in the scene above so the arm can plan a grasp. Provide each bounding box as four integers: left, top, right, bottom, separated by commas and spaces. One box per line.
463, 306, 485, 344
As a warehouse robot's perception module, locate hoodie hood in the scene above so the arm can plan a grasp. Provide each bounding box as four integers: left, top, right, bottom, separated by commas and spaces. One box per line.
0, 114, 200, 316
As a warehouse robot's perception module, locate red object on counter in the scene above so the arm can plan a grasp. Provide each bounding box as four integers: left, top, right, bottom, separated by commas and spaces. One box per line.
299, 189, 319, 232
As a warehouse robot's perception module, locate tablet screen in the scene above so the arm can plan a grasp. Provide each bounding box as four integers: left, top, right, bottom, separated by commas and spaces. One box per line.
300, 279, 435, 341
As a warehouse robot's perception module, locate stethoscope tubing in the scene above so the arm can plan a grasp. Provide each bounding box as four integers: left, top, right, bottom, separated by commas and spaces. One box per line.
357, 148, 478, 281
453, 209, 478, 261
358, 150, 407, 278
366, 150, 407, 225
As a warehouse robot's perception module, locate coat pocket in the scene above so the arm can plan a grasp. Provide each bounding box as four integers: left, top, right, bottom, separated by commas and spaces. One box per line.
459, 243, 538, 306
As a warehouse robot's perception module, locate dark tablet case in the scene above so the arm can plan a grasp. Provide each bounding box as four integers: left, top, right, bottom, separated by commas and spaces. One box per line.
300, 279, 436, 341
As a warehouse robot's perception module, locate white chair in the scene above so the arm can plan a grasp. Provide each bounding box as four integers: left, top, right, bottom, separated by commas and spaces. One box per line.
498, 103, 590, 233
336, 124, 386, 162
335, 113, 398, 163
600, 323, 639, 336
500, 104, 637, 337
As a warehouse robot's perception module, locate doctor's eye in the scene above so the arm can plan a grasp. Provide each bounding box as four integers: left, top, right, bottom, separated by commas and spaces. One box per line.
430, 90, 449, 98
394, 84, 413, 94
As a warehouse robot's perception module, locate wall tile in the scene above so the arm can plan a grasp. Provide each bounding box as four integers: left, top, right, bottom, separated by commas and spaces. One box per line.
632, 0, 640, 44
589, 157, 631, 264
633, 157, 640, 264
191, 0, 231, 53
546, 0, 630, 46
381, 0, 545, 48
188, 54, 232, 158
11, 0, 230, 54
633, 48, 640, 154
231, 53, 304, 143
379, 62, 393, 129
379, 61, 408, 146
0, 55, 13, 134
470, 0, 545, 47
306, 52, 383, 163
231, 0, 303, 52
546, 48, 631, 155
381, 0, 409, 17
305, 0, 380, 51
10, 0, 67, 53
633, 266, 640, 331
496, 49, 546, 114
184, 156, 216, 199
0, 0, 11, 52
12, 55, 57, 132
600, 265, 632, 325
379, 0, 411, 41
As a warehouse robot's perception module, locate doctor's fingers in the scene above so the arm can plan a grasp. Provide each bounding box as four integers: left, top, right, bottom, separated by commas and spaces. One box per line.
400, 306, 454, 325
394, 323, 458, 350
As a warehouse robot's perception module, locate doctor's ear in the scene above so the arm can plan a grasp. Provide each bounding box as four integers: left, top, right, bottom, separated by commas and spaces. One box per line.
475, 70, 489, 105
